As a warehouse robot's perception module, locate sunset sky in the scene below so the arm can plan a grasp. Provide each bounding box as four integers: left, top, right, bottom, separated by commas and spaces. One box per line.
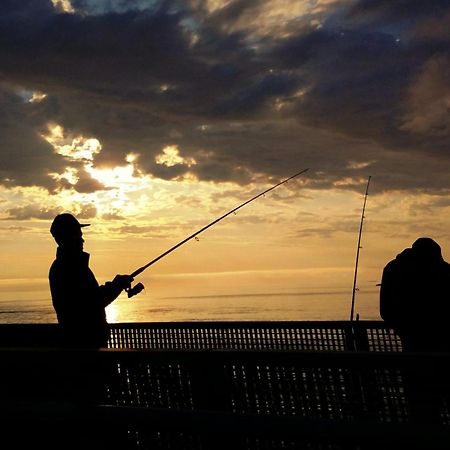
1, 0, 450, 321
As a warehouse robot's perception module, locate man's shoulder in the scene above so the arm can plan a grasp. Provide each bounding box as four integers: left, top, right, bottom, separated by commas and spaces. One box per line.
49, 254, 80, 278
49, 258, 59, 273
440, 260, 450, 274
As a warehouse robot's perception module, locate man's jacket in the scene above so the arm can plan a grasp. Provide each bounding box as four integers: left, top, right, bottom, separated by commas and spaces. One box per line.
380, 247, 450, 351
49, 247, 122, 347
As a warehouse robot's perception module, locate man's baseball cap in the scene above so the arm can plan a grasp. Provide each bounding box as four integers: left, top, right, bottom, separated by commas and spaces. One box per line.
50, 213, 90, 238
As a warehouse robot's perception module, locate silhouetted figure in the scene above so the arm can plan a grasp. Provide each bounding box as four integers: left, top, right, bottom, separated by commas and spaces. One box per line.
380, 237, 450, 424
380, 237, 450, 352
49, 213, 133, 348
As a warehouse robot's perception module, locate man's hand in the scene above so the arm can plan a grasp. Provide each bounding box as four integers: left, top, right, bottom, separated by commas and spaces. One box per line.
112, 274, 134, 291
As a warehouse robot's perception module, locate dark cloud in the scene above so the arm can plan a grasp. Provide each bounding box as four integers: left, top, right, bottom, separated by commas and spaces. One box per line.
0, 0, 449, 195
71, 169, 109, 193
5, 205, 63, 221
0, 86, 64, 189
348, 0, 450, 24
75, 203, 97, 219
269, 25, 448, 153
71, 0, 152, 15
4, 202, 97, 221
211, 72, 300, 117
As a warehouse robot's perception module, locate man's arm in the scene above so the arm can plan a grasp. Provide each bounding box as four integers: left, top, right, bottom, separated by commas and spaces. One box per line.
98, 275, 134, 307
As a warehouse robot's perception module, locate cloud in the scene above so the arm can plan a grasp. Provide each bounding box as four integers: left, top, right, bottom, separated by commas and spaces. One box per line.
115, 224, 174, 238
5, 205, 63, 221
2, 194, 98, 221
75, 203, 97, 219
400, 55, 450, 136
0, 86, 65, 189
72, 169, 109, 193
412, 9, 450, 42
0, 0, 449, 197
347, 0, 450, 24
155, 145, 196, 167
101, 211, 125, 221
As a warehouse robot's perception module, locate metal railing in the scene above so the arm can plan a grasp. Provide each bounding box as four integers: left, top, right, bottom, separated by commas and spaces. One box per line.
1, 347, 449, 449
0, 320, 403, 351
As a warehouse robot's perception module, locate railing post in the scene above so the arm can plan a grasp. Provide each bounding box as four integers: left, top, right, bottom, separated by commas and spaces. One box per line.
187, 352, 240, 449
188, 352, 231, 412
352, 321, 370, 352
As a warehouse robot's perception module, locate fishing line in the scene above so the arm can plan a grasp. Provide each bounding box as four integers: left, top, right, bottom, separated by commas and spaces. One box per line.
126, 168, 309, 297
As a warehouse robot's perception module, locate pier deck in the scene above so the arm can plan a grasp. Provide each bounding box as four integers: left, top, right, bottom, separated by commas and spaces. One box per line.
0, 321, 448, 449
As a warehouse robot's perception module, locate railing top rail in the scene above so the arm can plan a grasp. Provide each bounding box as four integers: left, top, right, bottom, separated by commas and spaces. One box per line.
0, 320, 386, 329
1, 346, 448, 363
107, 320, 384, 328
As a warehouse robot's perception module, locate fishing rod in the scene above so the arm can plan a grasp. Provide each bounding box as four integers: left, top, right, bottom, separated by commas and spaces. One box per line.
349, 176, 371, 322
126, 168, 309, 297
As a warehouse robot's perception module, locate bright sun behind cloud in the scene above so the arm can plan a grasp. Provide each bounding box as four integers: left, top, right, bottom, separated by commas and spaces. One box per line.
37, 123, 212, 225
39, 123, 153, 217
42, 123, 101, 162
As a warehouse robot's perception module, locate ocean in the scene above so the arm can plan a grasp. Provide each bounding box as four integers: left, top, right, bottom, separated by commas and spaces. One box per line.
0, 288, 382, 324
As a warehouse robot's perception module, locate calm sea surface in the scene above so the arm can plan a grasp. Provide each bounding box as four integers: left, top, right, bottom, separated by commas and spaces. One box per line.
0, 288, 382, 324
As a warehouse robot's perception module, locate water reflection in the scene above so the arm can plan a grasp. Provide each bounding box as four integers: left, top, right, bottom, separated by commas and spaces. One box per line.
1, 289, 381, 324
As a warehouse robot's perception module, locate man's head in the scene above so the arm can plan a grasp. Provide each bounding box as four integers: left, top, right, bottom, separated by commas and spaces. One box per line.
412, 237, 443, 263
50, 213, 90, 250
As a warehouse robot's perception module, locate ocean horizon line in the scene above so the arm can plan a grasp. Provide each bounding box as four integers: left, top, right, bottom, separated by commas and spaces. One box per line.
160, 289, 379, 300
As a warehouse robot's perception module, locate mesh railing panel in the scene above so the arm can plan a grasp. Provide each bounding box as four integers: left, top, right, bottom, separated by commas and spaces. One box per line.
99, 351, 450, 426
365, 327, 403, 352
107, 322, 353, 351
106, 360, 195, 410
0, 321, 420, 352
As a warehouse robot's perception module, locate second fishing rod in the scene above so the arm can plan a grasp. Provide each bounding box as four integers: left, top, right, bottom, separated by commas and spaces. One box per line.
125, 168, 309, 298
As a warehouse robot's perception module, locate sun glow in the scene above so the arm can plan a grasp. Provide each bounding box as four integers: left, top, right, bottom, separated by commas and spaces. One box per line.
42, 124, 101, 162
29, 92, 47, 103
42, 123, 147, 191
85, 162, 146, 190
38, 122, 156, 219
51, 0, 75, 13
125, 153, 139, 164
155, 145, 196, 167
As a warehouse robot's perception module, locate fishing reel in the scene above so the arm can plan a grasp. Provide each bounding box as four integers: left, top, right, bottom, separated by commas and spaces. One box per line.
126, 282, 145, 298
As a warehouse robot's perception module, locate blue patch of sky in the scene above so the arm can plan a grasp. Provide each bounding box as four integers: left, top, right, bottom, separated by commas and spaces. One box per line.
71, 0, 161, 16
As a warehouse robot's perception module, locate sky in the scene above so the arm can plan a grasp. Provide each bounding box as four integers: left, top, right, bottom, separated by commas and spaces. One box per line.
1, 0, 450, 320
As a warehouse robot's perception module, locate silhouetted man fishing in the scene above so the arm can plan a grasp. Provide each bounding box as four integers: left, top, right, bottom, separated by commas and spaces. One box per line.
49, 213, 133, 347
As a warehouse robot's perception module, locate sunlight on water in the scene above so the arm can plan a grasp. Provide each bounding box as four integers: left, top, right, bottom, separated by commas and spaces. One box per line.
0, 288, 381, 323
107, 290, 381, 322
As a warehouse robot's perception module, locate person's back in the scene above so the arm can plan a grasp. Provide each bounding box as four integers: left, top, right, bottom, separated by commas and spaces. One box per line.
381, 238, 450, 424
380, 237, 450, 351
